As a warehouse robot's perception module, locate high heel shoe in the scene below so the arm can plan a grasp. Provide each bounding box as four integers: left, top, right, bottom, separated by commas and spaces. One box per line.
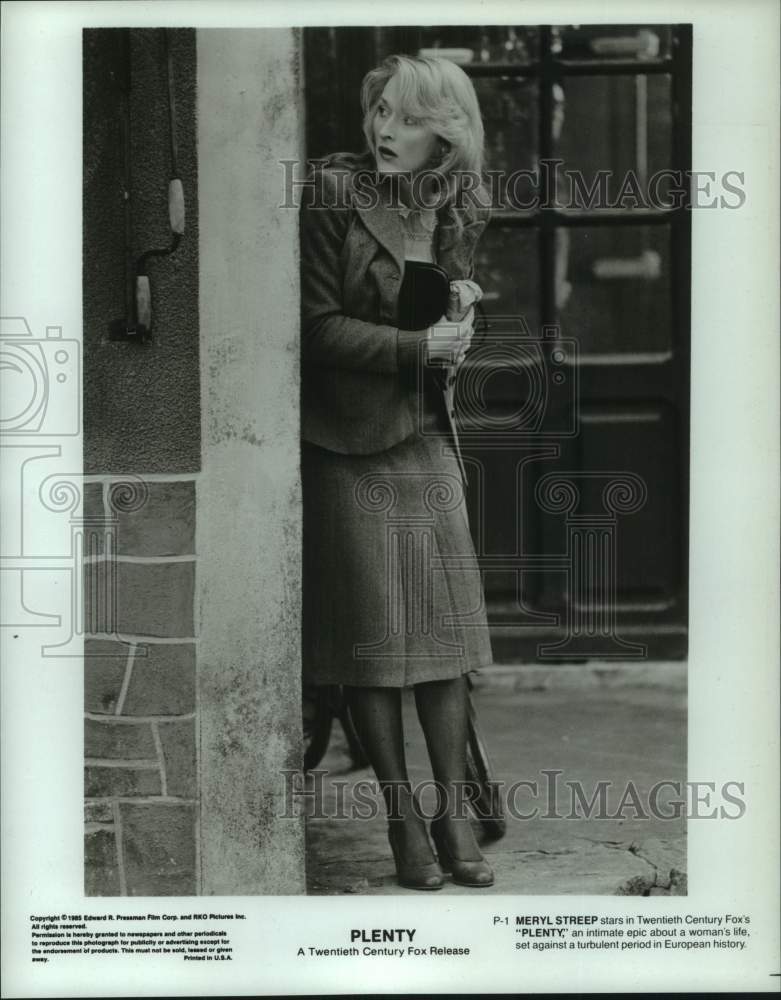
430, 817, 494, 887
387, 822, 445, 891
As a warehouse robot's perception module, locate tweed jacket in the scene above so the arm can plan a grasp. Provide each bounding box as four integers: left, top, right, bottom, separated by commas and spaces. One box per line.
299, 152, 490, 460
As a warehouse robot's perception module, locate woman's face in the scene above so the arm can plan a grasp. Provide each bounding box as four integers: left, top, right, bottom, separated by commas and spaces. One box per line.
371, 74, 440, 177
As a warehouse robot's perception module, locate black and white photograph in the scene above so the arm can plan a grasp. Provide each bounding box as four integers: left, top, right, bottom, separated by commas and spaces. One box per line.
1, 1, 778, 996
76, 18, 695, 900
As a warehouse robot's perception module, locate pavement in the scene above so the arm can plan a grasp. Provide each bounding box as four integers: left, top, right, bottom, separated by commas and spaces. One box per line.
305, 665, 687, 896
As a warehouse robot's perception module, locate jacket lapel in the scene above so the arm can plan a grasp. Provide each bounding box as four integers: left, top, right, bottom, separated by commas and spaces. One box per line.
352, 169, 484, 280
354, 176, 406, 275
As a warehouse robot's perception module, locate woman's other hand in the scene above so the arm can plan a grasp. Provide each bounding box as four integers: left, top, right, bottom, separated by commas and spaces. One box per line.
447, 280, 483, 321
426, 306, 474, 365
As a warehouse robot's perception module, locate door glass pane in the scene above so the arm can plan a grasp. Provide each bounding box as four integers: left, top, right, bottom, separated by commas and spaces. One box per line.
554, 74, 673, 209
473, 77, 538, 207
415, 25, 539, 65
474, 226, 539, 330
557, 225, 672, 355
552, 24, 672, 61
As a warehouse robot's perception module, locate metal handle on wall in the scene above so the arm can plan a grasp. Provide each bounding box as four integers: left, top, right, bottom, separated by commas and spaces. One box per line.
133, 28, 185, 338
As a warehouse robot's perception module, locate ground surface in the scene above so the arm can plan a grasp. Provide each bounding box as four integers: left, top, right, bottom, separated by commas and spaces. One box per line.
305, 678, 687, 896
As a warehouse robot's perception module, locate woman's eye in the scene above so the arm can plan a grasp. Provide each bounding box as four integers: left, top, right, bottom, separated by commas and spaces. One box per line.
403, 116, 419, 126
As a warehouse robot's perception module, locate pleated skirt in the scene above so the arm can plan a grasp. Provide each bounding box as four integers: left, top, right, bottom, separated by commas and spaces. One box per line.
302, 387, 493, 687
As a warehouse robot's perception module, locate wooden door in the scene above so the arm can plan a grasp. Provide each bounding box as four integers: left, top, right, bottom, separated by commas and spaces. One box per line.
303, 23, 692, 662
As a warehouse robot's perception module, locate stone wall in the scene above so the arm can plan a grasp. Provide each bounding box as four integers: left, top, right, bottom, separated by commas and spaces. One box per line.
83, 27, 305, 896
83, 26, 202, 896
83, 476, 197, 895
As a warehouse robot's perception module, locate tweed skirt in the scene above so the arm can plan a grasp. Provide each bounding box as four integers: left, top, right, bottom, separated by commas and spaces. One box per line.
302, 387, 493, 687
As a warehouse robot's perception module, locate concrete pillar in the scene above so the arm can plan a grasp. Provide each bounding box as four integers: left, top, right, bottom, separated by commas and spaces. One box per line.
196, 29, 304, 894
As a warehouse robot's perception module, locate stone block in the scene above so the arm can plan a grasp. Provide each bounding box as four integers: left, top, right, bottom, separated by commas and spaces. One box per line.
109, 480, 196, 556
158, 719, 196, 797
83, 562, 195, 637
85, 827, 121, 895
85, 719, 157, 760
85, 766, 161, 798
84, 638, 132, 714
85, 802, 113, 823
119, 803, 196, 895
122, 643, 196, 715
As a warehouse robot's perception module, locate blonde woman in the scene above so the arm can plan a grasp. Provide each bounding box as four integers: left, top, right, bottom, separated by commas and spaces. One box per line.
300, 54, 494, 890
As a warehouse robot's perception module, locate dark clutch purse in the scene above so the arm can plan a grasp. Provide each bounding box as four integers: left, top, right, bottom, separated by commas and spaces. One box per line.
396, 260, 450, 331
396, 261, 452, 389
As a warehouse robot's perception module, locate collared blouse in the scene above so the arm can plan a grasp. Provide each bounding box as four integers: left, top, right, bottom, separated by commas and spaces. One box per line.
397, 204, 438, 263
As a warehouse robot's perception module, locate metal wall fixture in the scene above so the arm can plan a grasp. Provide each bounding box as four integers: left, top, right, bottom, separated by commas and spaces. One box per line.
110, 29, 185, 341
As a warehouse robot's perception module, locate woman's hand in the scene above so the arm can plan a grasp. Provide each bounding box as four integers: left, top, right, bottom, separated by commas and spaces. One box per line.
426, 306, 475, 366
447, 280, 483, 322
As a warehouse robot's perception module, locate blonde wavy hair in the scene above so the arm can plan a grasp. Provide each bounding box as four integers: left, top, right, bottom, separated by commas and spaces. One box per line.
360, 54, 488, 217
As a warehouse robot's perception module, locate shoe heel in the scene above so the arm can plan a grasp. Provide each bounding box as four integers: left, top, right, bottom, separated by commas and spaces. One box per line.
387, 823, 444, 891
430, 819, 494, 888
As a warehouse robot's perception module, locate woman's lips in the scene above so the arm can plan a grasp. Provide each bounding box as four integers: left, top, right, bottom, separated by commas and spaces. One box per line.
377, 146, 397, 160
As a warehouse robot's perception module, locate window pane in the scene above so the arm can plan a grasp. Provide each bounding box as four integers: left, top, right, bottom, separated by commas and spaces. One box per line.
474, 226, 539, 330
557, 226, 672, 355
416, 25, 539, 65
552, 24, 672, 61
554, 75, 673, 207
473, 77, 538, 206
